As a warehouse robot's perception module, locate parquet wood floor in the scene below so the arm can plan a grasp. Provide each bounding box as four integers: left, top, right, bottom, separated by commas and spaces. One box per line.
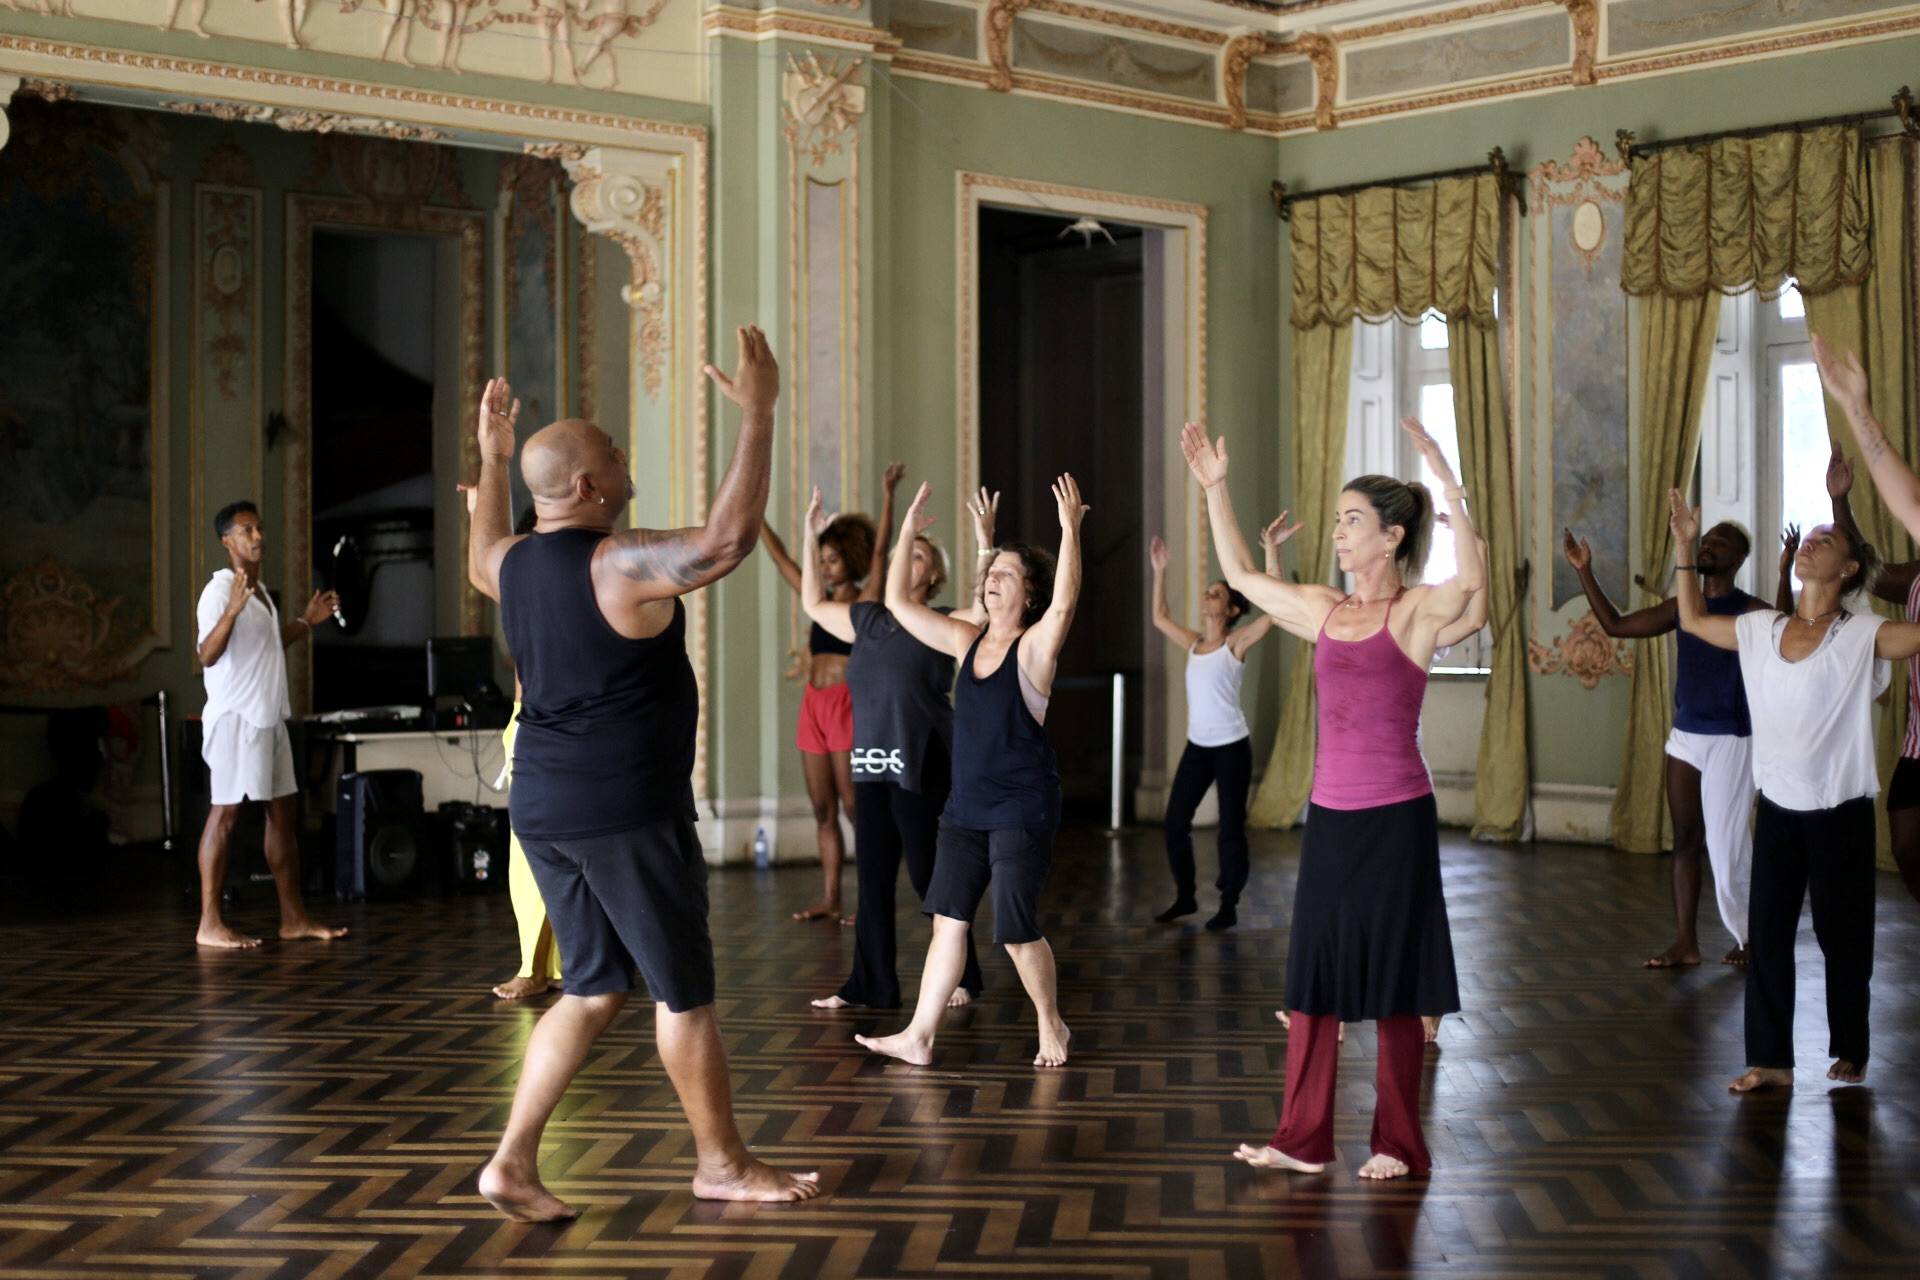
2, 827, 1917, 1278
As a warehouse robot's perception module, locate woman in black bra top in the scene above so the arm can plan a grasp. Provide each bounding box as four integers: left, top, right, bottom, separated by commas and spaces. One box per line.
856, 474, 1088, 1070
760, 471, 891, 923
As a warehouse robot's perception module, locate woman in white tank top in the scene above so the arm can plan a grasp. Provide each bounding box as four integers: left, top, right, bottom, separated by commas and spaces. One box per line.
1147, 520, 1292, 930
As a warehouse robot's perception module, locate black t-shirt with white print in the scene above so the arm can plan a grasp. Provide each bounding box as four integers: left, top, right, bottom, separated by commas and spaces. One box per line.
845, 602, 955, 793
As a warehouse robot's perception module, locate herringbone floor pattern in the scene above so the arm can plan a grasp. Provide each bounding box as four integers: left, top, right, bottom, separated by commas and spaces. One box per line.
2, 827, 1917, 1278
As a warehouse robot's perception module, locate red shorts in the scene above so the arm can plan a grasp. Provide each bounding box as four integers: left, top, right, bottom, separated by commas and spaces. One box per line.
796, 681, 854, 755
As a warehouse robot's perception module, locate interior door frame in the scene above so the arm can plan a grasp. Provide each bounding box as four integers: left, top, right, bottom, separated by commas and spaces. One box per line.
954, 172, 1207, 800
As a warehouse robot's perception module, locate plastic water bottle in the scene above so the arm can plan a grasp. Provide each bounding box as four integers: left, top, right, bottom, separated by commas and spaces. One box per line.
752, 825, 770, 868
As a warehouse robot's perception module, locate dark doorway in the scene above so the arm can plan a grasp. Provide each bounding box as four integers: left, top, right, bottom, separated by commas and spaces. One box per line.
978, 206, 1145, 821
309, 230, 439, 712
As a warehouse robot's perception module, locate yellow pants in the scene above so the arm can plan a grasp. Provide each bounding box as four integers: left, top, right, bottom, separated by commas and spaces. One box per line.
504, 710, 562, 982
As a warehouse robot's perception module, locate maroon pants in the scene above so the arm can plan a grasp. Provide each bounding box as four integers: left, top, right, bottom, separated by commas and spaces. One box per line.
1268, 1013, 1431, 1172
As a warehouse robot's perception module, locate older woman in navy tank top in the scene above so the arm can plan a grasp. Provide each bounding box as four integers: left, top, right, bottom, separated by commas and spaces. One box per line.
1182, 416, 1484, 1181
856, 475, 1088, 1070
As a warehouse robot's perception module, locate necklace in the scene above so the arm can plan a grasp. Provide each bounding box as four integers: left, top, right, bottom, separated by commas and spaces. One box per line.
1794, 606, 1841, 628
1343, 589, 1401, 609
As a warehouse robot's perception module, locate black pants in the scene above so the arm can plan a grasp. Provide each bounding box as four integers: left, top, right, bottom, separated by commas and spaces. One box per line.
1163, 737, 1253, 904
840, 754, 982, 1008
1746, 794, 1877, 1070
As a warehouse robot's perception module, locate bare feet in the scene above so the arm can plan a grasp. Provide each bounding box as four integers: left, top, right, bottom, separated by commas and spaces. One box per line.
196, 923, 262, 949
1274, 1010, 1344, 1042
1721, 945, 1748, 966
1828, 1059, 1867, 1084
1232, 1142, 1324, 1173
1358, 1154, 1412, 1180
1422, 1015, 1441, 1043
1728, 1066, 1793, 1094
947, 988, 974, 1009
1034, 1019, 1071, 1068
810, 994, 856, 1010
478, 1157, 578, 1222
279, 919, 349, 941
855, 1028, 933, 1066
792, 900, 842, 922
691, 1157, 822, 1203
1644, 941, 1702, 969
493, 975, 555, 1000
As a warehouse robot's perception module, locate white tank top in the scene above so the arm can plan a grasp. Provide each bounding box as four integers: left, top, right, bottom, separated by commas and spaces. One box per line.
1185, 641, 1249, 747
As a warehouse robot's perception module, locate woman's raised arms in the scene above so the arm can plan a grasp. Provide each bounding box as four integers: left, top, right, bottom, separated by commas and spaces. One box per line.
885, 482, 983, 659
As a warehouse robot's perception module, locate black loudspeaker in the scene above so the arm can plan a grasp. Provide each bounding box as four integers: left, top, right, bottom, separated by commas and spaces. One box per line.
441, 802, 509, 893
335, 770, 427, 901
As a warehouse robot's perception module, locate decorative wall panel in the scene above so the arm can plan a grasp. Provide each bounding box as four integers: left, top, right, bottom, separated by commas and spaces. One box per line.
1525, 137, 1634, 685
499, 153, 564, 522
1607, 0, 1910, 57
190, 169, 263, 599
0, 99, 170, 691
1011, 18, 1218, 102
1244, 60, 1314, 117
1345, 11, 1570, 100
889, 0, 978, 58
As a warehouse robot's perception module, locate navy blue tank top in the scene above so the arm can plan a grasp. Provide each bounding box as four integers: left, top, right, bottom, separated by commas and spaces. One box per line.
500, 528, 698, 839
944, 631, 1060, 830
1674, 587, 1755, 737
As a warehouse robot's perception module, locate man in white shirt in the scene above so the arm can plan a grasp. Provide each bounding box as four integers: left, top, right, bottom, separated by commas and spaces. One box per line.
194, 500, 347, 949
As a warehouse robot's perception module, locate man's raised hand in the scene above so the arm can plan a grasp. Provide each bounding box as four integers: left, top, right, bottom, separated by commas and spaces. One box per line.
225, 568, 253, 618
704, 325, 779, 416
1827, 447, 1854, 499
1811, 333, 1869, 412
477, 377, 520, 462
1149, 534, 1169, 571
1180, 422, 1228, 489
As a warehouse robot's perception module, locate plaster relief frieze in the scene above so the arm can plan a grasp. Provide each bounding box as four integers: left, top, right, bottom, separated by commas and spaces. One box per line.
782, 49, 866, 168
1272, 31, 1336, 130
162, 97, 446, 140
1014, 19, 1217, 103
1562, 0, 1597, 85
1527, 611, 1633, 688
985, 0, 1034, 91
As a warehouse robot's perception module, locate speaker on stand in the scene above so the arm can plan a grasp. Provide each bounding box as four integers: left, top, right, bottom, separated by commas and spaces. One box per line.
335, 769, 428, 900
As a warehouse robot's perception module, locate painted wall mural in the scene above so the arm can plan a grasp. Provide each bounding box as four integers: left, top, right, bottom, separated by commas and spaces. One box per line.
0, 98, 170, 691
1526, 136, 1634, 687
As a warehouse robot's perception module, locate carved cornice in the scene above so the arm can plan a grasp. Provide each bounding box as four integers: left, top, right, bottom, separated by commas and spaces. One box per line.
1273, 31, 1336, 130
701, 7, 904, 56
1336, 0, 1542, 42
562, 148, 669, 400
163, 98, 447, 141
0, 36, 706, 145
1221, 32, 1266, 131
1033, 2, 1227, 48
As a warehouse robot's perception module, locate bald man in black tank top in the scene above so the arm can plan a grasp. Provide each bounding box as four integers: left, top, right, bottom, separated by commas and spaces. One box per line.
466, 327, 821, 1220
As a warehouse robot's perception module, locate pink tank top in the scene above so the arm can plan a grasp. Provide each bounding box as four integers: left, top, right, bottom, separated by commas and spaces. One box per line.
1311, 594, 1434, 810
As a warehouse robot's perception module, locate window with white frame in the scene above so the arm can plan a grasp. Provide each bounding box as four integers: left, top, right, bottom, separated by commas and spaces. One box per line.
1343, 310, 1491, 673
1698, 280, 1829, 603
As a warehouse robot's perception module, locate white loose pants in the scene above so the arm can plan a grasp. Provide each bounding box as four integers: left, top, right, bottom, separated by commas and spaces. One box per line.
1665, 728, 1754, 947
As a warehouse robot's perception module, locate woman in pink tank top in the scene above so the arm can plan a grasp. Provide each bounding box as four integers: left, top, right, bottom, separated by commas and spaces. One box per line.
1180, 416, 1487, 1182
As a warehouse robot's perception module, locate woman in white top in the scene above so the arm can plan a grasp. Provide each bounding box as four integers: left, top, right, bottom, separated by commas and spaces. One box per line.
1670, 489, 1920, 1094
1147, 523, 1292, 930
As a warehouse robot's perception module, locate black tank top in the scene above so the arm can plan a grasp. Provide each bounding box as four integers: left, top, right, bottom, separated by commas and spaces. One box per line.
809, 621, 854, 657
944, 631, 1060, 830
500, 528, 697, 839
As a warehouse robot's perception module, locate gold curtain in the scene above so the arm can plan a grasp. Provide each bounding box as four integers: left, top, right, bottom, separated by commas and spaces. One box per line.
1804, 137, 1916, 872
1622, 125, 1870, 299
1291, 175, 1501, 330
1448, 316, 1528, 839
1256, 171, 1509, 829
1249, 322, 1352, 828
1610, 293, 1723, 852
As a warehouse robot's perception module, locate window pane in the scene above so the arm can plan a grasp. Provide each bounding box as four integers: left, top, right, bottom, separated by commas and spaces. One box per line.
1418, 310, 1449, 350
1777, 279, 1805, 321
1417, 380, 1460, 584
1778, 359, 1830, 555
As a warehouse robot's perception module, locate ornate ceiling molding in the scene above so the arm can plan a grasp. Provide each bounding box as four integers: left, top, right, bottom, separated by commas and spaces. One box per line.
162, 98, 446, 140
701, 6, 903, 57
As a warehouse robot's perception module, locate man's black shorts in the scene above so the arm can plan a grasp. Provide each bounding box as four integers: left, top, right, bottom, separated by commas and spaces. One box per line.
517, 816, 715, 1011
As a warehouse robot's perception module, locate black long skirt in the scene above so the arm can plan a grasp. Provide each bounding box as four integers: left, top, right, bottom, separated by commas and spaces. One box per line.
1283, 793, 1461, 1021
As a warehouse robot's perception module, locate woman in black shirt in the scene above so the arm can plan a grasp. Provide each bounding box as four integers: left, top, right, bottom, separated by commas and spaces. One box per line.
801, 482, 994, 1010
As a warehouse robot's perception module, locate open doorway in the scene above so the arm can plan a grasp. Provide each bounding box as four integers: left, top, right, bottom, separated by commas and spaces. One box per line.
309, 230, 442, 712
977, 206, 1145, 821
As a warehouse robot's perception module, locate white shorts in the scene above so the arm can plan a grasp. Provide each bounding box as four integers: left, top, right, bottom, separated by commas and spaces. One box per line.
203, 714, 298, 806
